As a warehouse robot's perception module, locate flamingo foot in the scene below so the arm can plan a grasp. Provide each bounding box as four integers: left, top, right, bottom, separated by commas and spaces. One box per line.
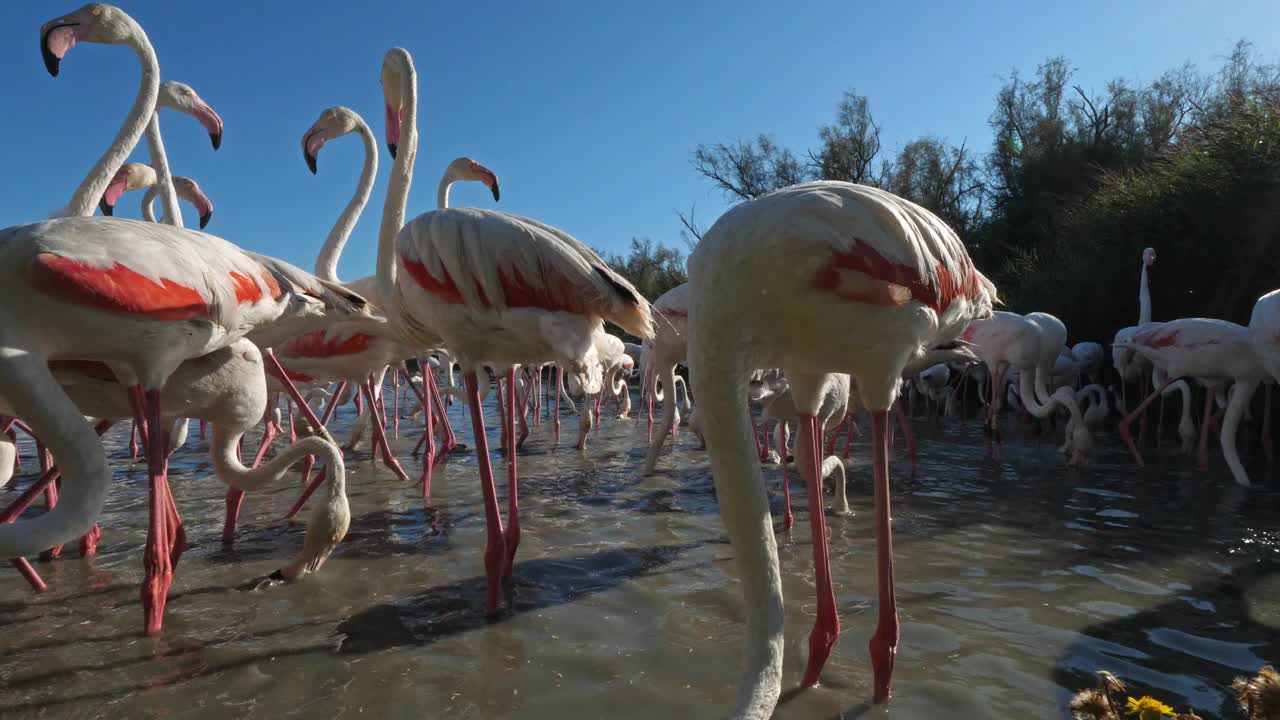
869, 627, 899, 703
79, 523, 101, 558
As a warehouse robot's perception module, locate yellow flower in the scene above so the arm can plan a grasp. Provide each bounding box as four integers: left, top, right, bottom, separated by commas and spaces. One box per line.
1125, 696, 1175, 719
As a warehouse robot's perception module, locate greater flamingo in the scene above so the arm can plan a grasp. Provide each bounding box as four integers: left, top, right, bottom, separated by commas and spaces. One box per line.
0, 3, 371, 634
641, 282, 689, 474
1119, 319, 1266, 486
381, 48, 654, 617
99, 162, 214, 228
687, 181, 996, 715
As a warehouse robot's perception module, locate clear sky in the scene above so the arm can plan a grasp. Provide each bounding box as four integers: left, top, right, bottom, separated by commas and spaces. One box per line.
3, 1, 1278, 280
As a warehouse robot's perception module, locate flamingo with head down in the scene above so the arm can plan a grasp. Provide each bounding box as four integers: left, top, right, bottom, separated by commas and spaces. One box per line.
687, 181, 996, 715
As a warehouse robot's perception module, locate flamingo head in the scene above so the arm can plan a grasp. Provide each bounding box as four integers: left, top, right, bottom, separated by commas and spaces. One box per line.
1142, 247, 1156, 267
301, 106, 363, 175
173, 176, 214, 229
445, 157, 501, 202
159, 81, 224, 150
98, 162, 155, 216
41, 4, 134, 77
380, 49, 414, 159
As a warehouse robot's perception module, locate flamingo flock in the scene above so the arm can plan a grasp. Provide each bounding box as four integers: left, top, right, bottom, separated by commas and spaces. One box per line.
6, 5, 1280, 718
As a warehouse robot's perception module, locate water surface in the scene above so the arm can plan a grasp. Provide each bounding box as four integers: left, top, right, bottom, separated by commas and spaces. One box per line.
3, 393, 1279, 719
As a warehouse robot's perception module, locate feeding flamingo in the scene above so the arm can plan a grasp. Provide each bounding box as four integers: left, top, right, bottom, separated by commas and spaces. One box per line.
687, 181, 996, 715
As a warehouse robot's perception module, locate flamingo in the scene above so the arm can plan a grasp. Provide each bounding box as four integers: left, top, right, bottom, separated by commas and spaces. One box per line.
964, 311, 1091, 464
761, 372, 853, 528
686, 181, 996, 715
13, 341, 351, 580
378, 48, 654, 617
641, 282, 690, 473
1119, 319, 1266, 486
1, 3, 371, 633
1112, 248, 1159, 433
99, 162, 214, 228
138, 80, 223, 227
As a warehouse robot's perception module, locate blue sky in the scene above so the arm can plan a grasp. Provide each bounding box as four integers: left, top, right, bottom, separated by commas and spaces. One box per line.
3, 1, 1278, 280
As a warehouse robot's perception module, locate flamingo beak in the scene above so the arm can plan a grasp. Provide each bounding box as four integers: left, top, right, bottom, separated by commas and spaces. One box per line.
385, 104, 401, 159
40, 22, 78, 78
491, 183, 501, 202
192, 101, 224, 150
303, 129, 325, 175
99, 198, 114, 216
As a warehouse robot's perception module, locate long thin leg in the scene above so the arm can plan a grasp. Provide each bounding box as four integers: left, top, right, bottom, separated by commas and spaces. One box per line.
496, 376, 509, 451
140, 388, 174, 636
800, 414, 839, 688
1118, 382, 1168, 466
841, 414, 856, 459
869, 409, 899, 703
894, 401, 917, 476
780, 423, 794, 531
503, 367, 520, 588
465, 371, 507, 617
554, 367, 563, 446
286, 382, 347, 521
393, 369, 401, 437
1198, 386, 1214, 472
363, 379, 410, 483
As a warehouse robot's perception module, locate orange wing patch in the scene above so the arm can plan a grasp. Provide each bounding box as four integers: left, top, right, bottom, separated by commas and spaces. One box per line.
228, 271, 263, 304
278, 328, 377, 358
814, 239, 981, 315
30, 253, 208, 321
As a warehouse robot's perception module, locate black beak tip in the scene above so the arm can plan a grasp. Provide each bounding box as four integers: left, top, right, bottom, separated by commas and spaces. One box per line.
491, 185, 501, 202
42, 49, 60, 77
210, 131, 222, 151
386, 142, 397, 159
305, 152, 318, 175
99, 199, 113, 216
199, 212, 212, 229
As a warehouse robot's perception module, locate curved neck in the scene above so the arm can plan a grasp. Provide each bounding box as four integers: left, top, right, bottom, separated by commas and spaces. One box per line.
436, 167, 461, 209
0, 352, 110, 556
690, 354, 784, 718
144, 114, 182, 227
1018, 372, 1083, 426
376, 53, 419, 300
141, 187, 158, 222
1138, 263, 1152, 325
210, 424, 339, 491
315, 117, 378, 283
64, 24, 160, 217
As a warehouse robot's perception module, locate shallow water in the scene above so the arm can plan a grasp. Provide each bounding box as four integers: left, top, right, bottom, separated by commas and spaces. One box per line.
3, 389, 1280, 720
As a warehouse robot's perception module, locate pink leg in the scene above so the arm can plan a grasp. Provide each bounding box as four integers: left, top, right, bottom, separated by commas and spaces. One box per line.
363, 379, 410, 483
1198, 387, 1213, 472
423, 367, 436, 497
222, 489, 245, 545
868, 410, 899, 703
780, 436, 794, 531
12, 558, 46, 592
35, 442, 64, 561
200, 418, 206, 440
393, 369, 401, 437
1138, 373, 1150, 445
496, 377, 509, 451
517, 372, 531, 447
1118, 382, 1168, 467
78, 522, 101, 558
555, 368, 563, 446
800, 414, 839, 688
286, 382, 347, 520
894, 402, 917, 476
288, 402, 297, 444
647, 379, 655, 443
464, 371, 507, 616
138, 387, 176, 636
750, 403, 765, 461
503, 367, 521, 583
842, 415, 856, 460
130, 420, 139, 461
